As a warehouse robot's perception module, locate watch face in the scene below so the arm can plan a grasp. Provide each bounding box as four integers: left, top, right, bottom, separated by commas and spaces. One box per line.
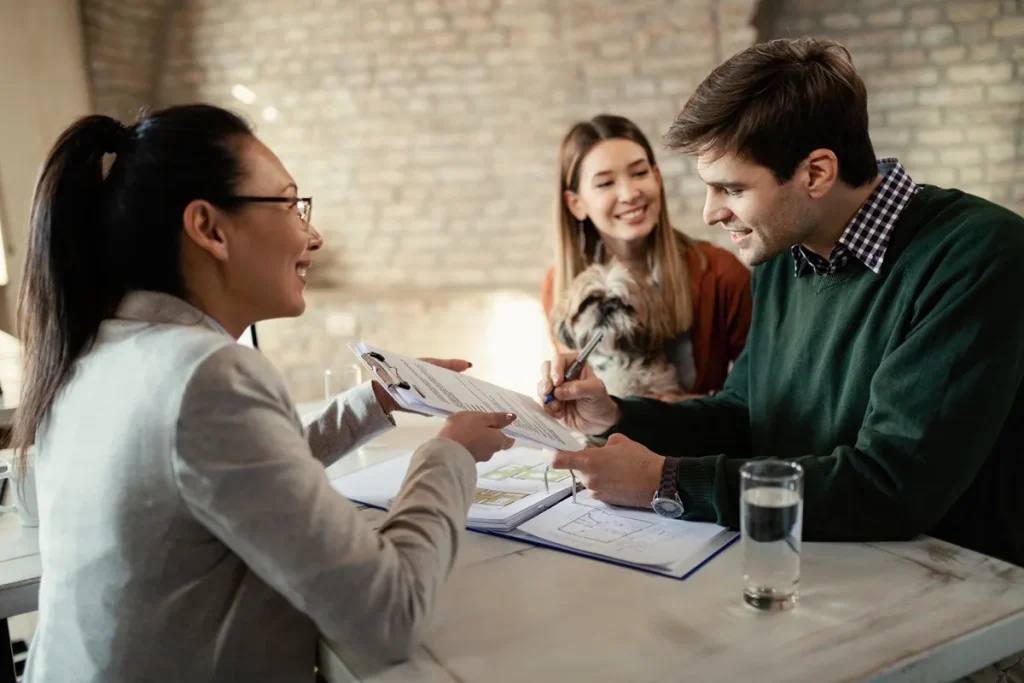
652, 497, 684, 519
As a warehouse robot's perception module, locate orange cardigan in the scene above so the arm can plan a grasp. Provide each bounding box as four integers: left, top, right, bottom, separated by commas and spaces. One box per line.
540, 241, 752, 395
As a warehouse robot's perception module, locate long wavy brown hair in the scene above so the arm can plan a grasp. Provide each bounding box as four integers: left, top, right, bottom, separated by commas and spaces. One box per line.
552, 114, 706, 338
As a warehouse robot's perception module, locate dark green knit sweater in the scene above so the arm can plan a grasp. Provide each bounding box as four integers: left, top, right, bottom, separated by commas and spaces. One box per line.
609, 186, 1024, 567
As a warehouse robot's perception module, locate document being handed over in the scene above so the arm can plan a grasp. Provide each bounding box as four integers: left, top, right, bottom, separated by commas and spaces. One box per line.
351, 342, 583, 452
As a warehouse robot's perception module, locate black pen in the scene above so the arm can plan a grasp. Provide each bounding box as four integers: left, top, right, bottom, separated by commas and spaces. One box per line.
544, 330, 605, 405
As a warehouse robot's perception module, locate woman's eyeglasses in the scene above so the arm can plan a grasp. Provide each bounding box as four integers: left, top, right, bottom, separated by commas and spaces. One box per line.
214, 196, 313, 228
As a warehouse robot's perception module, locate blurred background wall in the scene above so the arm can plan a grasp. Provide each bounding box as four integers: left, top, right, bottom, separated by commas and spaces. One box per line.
0, 0, 1021, 402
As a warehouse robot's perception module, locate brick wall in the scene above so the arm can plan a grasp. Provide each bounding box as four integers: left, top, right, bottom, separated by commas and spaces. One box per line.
80, 0, 1023, 400
155, 0, 760, 292
765, 0, 1024, 214
81, 0, 174, 118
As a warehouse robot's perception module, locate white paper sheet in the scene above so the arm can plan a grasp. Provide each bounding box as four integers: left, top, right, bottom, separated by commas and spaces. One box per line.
351, 342, 583, 452
516, 490, 736, 575
331, 447, 575, 532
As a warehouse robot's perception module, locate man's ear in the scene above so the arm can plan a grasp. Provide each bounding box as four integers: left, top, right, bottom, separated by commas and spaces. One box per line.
182, 199, 230, 261
563, 190, 587, 222
804, 149, 839, 199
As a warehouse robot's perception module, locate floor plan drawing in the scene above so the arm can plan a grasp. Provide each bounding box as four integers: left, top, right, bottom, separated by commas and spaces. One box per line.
481, 462, 570, 483
473, 488, 530, 507
558, 508, 654, 544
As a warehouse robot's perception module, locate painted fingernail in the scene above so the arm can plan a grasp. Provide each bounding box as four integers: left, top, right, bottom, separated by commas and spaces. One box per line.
506, 413, 516, 420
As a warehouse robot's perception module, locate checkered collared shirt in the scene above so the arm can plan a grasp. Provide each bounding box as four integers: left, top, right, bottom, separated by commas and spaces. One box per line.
793, 158, 920, 277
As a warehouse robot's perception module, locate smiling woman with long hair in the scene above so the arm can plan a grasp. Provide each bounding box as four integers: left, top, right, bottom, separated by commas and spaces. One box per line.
14, 104, 515, 682
542, 114, 752, 399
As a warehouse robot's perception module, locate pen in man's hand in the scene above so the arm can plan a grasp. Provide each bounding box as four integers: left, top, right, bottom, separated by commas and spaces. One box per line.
544, 330, 605, 405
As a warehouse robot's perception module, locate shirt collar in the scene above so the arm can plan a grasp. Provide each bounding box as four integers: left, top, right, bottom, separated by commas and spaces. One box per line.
114, 290, 233, 337
792, 158, 920, 277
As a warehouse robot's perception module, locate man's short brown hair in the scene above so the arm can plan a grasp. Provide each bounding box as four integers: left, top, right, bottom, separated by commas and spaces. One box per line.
664, 37, 878, 187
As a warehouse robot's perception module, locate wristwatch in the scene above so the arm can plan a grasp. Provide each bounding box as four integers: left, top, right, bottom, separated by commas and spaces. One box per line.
651, 456, 685, 519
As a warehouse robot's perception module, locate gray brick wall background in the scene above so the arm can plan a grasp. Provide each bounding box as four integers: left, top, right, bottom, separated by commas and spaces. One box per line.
151, 0, 759, 292
82, 0, 1024, 296
78, 0, 1023, 400
766, 0, 1024, 214
81, 0, 173, 118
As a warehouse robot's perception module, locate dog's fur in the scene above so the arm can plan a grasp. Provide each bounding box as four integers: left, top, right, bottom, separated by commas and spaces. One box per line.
551, 262, 681, 398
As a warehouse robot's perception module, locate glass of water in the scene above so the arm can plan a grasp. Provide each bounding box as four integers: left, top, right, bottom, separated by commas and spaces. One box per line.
740, 460, 804, 611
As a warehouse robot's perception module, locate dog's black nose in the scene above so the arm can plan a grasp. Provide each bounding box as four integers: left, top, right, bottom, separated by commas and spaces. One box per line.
598, 299, 623, 320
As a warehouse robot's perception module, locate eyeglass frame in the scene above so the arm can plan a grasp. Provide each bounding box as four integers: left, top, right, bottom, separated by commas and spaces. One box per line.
210, 195, 313, 228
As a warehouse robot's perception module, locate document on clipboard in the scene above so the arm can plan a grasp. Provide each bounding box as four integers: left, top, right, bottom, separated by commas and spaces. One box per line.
350, 342, 583, 452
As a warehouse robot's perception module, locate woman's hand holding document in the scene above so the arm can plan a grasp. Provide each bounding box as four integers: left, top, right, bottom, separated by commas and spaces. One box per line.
352, 342, 584, 452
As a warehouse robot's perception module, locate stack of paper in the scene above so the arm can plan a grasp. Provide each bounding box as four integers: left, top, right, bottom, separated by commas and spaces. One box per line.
350, 342, 583, 453
332, 447, 575, 532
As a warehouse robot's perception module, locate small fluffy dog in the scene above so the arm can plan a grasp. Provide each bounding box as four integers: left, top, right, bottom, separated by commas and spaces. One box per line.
551, 262, 682, 398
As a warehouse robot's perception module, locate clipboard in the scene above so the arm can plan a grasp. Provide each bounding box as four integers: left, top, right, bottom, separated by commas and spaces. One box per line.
350, 342, 584, 452
359, 351, 427, 400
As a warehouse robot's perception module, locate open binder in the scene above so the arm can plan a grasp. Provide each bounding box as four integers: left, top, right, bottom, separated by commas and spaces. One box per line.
333, 447, 738, 581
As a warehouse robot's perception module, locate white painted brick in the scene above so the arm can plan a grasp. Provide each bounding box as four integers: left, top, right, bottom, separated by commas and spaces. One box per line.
909, 7, 941, 25
960, 166, 984, 183
890, 49, 928, 67
904, 149, 938, 166
959, 22, 992, 42
867, 9, 905, 26
986, 143, 1017, 162
948, 63, 1014, 83
853, 51, 888, 69
624, 80, 658, 97
989, 83, 1024, 102
968, 43, 1004, 61
918, 85, 985, 106
919, 168, 959, 186
986, 164, 1017, 182
888, 108, 943, 127
844, 29, 919, 50
871, 88, 918, 109
993, 16, 1024, 37
661, 78, 697, 95
600, 40, 632, 58
966, 126, 1015, 144
822, 13, 863, 30
918, 129, 965, 145
940, 147, 984, 166
948, 1, 1001, 22
872, 129, 913, 146
421, 16, 447, 31
930, 46, 969, 63
921, 25, 957, 46
868, 68, 941, 87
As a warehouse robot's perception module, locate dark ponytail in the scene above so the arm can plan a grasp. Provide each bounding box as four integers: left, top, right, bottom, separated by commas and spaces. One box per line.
13, 105, 253, 467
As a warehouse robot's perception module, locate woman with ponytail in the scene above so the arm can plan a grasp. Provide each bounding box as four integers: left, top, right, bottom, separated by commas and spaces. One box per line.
16, 105, 514, 682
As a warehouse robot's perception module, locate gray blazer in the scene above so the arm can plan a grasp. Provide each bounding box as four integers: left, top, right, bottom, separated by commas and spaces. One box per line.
24, 291, 477, 683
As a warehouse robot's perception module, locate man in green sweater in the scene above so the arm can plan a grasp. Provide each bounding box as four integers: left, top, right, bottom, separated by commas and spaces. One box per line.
539, 37, 1024, 574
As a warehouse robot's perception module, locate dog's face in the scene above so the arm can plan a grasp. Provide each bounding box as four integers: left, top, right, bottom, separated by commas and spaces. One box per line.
551, 262, 673, 357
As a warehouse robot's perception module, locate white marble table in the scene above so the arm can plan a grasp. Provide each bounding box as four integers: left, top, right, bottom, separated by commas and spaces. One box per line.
319, 416, 1024, 683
